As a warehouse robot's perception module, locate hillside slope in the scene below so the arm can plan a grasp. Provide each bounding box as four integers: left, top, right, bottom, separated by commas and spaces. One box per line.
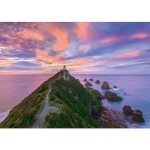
0, 70, 102, 128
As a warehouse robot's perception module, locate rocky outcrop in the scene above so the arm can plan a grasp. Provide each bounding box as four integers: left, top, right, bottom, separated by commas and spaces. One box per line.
98, 107, 140, 128
96, 95, 104, 101
60, 70, 70, 81
98, 107, 122, 128
84, 78, 87, 82
91, 106, 102, 120
114, 86, 117, 88
77, 79, 80, 82
95, 80, 100, 84
84, 81, 93, 87
123, 105, 145, 123
123, 105, 133, 115
104, 91, 122, 101
89, 78, 93, 81
101, 81, 110, 89
132, 110, 145, 122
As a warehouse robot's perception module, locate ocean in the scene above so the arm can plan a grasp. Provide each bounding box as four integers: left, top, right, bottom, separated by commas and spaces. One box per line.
0, 74, 150, 128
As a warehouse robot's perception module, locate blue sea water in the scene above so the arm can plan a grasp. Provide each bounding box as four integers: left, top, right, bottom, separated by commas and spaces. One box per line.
0, 74, 150, 128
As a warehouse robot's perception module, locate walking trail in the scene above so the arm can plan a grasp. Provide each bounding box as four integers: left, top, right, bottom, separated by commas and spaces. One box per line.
30, 83, 59, 128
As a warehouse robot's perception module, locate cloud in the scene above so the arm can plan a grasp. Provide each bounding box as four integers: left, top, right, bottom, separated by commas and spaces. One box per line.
130, 33, 150, 39
12, 61, 41, 67
17, 29, 43, 41
0, 48, 36, 58
1, 22, 150, 74
100, 36, 119, 45
78, 45, 90, 54
113, 50, 140, 59
52, 29, 69, 51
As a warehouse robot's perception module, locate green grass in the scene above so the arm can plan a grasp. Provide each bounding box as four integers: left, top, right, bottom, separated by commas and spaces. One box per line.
0, 72, 60, 128
44, 76, 102, 128
0, 71, 102, 128
86, 87, 102, 98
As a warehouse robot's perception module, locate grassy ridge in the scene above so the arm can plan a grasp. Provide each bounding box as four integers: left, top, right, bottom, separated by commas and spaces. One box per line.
0, 71, 102, 128
0, 72, 60, 128
44, 76, 102, 128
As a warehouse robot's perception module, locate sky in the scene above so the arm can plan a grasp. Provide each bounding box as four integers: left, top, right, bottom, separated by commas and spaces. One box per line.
0, 22, 150, 74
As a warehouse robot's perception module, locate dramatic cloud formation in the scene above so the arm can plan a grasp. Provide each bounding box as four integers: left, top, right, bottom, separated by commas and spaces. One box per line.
0, 22, 150, 74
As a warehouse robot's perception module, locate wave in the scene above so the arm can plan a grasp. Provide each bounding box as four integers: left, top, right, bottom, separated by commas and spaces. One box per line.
0, 109, 11, 123
112, 88, 120, 91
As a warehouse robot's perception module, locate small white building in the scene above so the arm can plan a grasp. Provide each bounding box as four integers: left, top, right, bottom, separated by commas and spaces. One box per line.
63, 65, 66, 70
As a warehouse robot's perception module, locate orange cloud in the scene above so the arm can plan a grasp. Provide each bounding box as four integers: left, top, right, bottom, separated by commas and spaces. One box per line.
0, 58, 14, 66
52, 29, 69, 51
18, 30, 43, 40
36, 49, 62, 63
74, 22, 89, 42
33, 23, 70, 51
113, 50, 140, 59
130, 33, 149, 39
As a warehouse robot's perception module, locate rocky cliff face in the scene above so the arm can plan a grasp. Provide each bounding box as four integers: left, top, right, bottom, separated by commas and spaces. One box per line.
60, 70, 70, 81
98, 107, 140, 128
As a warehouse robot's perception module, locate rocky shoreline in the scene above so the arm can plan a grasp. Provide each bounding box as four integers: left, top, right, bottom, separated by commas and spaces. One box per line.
84, 79, 144, 128
98, 106, 140, 128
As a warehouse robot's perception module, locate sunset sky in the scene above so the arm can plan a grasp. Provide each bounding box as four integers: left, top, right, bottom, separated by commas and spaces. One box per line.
0, 22, 150, 74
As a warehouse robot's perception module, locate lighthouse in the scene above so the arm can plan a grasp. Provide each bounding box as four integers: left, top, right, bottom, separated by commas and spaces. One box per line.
63, 65, 66, 70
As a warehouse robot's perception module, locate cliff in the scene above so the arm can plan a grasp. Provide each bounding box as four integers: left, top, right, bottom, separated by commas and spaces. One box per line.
0, 70, 102, 128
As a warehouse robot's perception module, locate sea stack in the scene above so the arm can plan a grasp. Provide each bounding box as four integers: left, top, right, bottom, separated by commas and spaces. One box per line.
123, 105, 133, 115
95, 80, 100, 84
84, 78, 87, 82
84, 81, 93, 88
101, 81, 110, 89
132, 110, 145, 122
105, 91, 122, 101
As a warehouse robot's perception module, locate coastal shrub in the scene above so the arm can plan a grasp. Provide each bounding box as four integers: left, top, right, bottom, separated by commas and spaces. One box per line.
19, 109, 37, 127
44, 76, 102, 128
0, 72, 60, 128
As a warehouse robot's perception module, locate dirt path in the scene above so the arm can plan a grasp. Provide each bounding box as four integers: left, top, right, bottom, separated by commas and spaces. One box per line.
30, 84, 59, 128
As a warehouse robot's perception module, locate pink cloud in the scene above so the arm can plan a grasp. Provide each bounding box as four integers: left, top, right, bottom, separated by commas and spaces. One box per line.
100, 37, 119, 45
113, 50, 140, 59
130, 33, 149, 39
78, 45, 90, 54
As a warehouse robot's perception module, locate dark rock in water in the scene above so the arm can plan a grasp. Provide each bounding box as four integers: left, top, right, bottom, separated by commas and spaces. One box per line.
123, 105, 133, 115
89, 78, 93, 81
84, 81, 93, 87
101, 81, 110, 89
84, 78, 87, 82
114, 86, 117, 88
77, 79, 80, 82
132, 110, 145, 122
123, 106, 145, 123
95, 80, 100, 84
105, 91, 122, 101
135, 109, 142, 113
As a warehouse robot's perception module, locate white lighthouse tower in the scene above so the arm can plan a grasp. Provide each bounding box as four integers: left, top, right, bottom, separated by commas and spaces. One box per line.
63, 65, 66, 70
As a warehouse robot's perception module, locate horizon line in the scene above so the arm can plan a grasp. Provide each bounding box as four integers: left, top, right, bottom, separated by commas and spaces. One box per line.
0, 73, 150, 75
